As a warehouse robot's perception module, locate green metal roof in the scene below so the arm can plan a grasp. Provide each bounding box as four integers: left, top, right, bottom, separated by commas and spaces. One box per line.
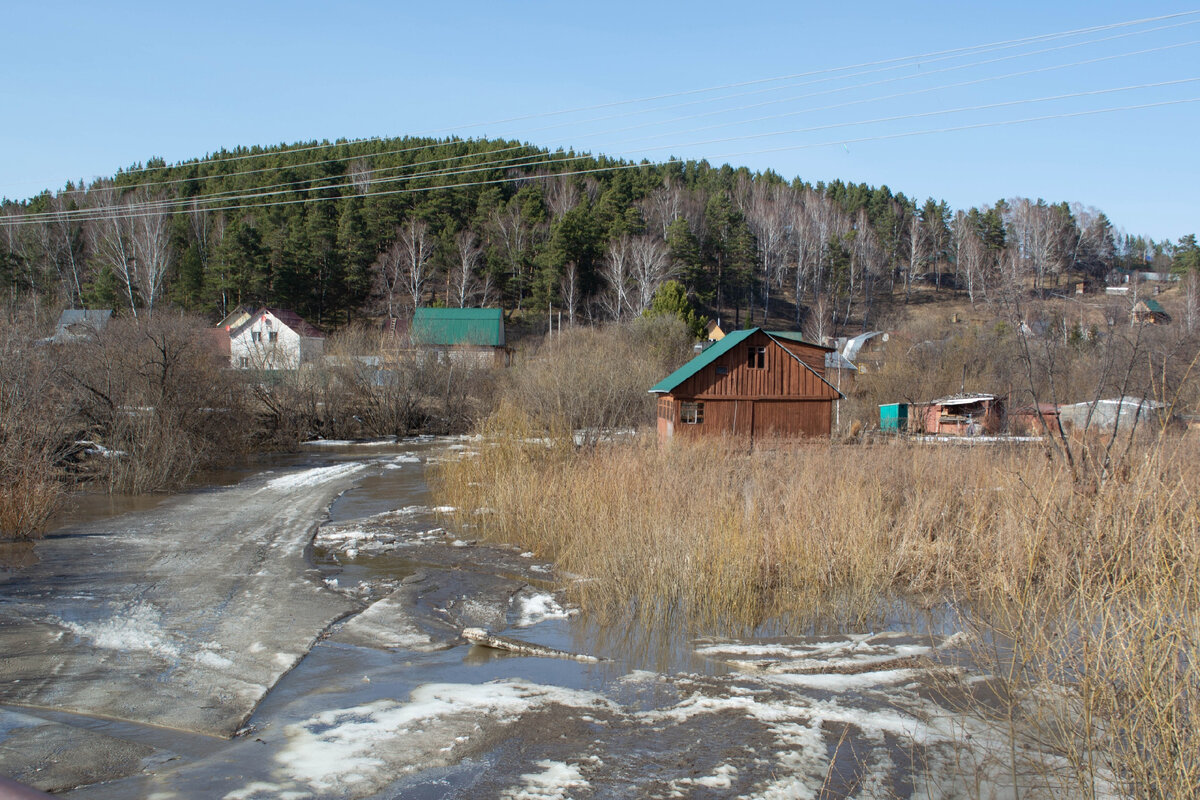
411, 307, 505, 347
649, 329, 756, 393
649, 328, 843, 397
1140, 298, 1166, 313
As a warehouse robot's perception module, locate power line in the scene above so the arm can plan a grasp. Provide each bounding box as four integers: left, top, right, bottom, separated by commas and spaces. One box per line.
514, 16, 1200, 142
13, 9, 1194, 190
6, 96, 1194, 228
18, 18, 1197, 210
604, 78, 1200, 154
596, 32, 1200, 146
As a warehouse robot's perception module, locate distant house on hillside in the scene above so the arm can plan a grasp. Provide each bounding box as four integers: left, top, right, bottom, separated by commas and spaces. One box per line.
1131, 298, 1171, 325
917, 393, 1004, 436
704, 319, 727, 342
649, 328, 842, 441
410, 307, 511, 367
229, 308, 324, 370
48, 309, 111, 344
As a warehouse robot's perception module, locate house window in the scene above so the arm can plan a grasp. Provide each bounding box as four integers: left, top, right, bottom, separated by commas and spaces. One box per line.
268, 331, 279, 343
681, 401, 704, 424
238, 357, 249, 368
251, 331, 262, 343
747, 346, 765, 369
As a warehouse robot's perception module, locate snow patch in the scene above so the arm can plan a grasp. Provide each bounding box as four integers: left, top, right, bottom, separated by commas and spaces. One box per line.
59, 602, 181, 660
276, 680, 608, 794
264, 462, 367, 491
502, 759, 589, 799
513, 593, 576, 627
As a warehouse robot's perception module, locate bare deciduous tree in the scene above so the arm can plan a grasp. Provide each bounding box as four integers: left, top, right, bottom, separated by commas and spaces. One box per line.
450, 230, 482, 308
375, 219, 435, 316
601, 235, 634, 321
629, 235, 674, 314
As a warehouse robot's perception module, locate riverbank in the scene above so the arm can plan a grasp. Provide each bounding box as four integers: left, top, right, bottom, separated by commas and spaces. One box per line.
436, 423, 1200, 796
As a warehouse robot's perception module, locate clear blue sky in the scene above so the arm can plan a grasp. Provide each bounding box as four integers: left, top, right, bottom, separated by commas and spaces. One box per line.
2, 1, 1197, 241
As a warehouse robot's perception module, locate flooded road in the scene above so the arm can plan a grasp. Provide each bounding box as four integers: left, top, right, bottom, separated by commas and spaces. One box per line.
1, 440, 1032, 799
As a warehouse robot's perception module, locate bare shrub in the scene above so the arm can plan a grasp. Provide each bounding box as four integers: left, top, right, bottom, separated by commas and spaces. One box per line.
499, 315, 693, 443
0, 308, 69, 538
62, 312, 254, 493
250, 325, 499, 443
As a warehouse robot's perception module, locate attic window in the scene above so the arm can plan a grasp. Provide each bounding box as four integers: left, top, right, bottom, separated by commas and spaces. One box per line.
251, 331, 262, 343
269, 331, 279, 343
747, 347, 765, 369
681, 402, 704, 424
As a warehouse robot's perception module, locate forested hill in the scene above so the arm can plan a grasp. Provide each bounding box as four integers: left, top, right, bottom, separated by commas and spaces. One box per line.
1, 135, 1196, 332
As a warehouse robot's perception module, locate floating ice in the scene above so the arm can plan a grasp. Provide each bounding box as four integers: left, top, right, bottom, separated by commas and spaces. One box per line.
502, 759, 589, 799
513, 593, 576, 627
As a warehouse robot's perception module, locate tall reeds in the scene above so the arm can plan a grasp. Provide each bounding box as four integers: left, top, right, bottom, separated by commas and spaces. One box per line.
435, 415, 1199, 797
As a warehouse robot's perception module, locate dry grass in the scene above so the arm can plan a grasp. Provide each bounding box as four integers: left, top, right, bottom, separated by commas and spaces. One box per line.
436, 415, 1199, 797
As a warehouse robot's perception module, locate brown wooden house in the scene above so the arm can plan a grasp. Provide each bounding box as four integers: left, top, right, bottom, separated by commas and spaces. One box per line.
649, 328, 843, 441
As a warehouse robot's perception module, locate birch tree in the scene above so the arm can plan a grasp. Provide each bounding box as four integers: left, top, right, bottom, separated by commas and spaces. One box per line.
629, 235, 674, 314
601, 235, 634, 321
450, 230, 482, 308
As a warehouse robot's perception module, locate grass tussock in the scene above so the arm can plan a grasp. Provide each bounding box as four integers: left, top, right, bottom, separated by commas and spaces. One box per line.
436, 414, 1199, 797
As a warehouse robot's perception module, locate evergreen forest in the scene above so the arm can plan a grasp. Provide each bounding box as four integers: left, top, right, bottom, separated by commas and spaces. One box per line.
2, 135, 1198, 334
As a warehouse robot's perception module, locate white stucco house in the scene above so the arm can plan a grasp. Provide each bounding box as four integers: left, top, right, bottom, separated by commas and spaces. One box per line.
229, 308, 324, 370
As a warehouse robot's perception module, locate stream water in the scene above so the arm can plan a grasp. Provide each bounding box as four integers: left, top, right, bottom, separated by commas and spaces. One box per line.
0, 439, 1047, 799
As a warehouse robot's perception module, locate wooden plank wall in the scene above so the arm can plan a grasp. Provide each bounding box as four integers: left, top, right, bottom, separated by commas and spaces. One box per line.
675, 331, 838, 401
664, 399, 832, 438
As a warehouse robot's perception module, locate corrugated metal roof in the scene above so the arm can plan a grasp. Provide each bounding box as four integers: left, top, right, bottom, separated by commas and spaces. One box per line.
412, 308, 504, 347
56, 309, 111, 329
931, 393, 996, 406
648, 328, 756, 394
648, 328, 839, 395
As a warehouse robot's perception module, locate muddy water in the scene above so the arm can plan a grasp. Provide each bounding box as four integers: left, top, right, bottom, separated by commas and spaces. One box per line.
2, 439, 1035, 799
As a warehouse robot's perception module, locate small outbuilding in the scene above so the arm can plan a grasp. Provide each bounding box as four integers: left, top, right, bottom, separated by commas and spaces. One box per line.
1009, 403, 1061, 436
1059, 397, 1168, 433
879, 402, 910, 433
1131, 298, 1171, 325
649, 328, 842, 441
917, 393, 1004, 436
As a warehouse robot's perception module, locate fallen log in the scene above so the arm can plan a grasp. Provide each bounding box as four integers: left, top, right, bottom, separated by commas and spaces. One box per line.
461, 627, 604, 662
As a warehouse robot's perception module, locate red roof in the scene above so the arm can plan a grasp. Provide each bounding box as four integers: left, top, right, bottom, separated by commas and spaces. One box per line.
229, 308, 325, 339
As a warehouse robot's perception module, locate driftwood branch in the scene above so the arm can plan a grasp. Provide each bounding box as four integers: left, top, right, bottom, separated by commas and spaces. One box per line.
462, 627, 604, 663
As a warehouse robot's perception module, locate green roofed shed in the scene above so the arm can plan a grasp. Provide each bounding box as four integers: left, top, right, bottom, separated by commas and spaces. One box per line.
411, 308, 505, 347
649, 328, 841, 441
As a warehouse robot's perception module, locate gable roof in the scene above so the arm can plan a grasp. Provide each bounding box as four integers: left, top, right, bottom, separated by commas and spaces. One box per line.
1135, 298, 1166, 314
56, 308, 111, 330
411, 307, 504, 347
50, 309, 111, 342
229, 308, 324, 339
649, 328, 843, 398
